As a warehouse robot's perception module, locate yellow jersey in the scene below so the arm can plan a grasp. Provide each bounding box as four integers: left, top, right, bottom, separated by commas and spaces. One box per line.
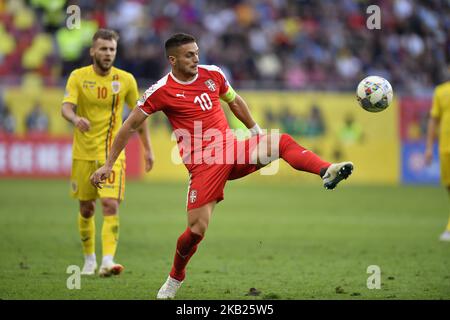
62, 65, 139, 161
431, 81, 450, 153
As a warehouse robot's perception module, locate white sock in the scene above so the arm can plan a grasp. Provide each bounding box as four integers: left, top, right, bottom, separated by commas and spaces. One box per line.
102, 255, 113, 266
85, 253, 96, 263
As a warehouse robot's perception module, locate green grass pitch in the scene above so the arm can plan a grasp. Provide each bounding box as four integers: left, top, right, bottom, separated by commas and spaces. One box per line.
0, 179, 449, 299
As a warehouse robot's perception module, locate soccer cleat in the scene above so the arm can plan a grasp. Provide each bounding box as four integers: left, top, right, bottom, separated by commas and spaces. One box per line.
99, 261, 124, 277
322, 162, 354, 190
81, 260, 97, 276
439, 230, 450, 242
156, 276, 183, 299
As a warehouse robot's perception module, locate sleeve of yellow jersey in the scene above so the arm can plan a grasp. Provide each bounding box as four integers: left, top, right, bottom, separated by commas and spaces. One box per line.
125, 74, 140, 110
62, 71, 79, 105
430, 87, 441, 119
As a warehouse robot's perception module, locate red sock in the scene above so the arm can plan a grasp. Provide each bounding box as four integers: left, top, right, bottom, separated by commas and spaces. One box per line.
279, 134, 331, 175
169, 227, 203, 281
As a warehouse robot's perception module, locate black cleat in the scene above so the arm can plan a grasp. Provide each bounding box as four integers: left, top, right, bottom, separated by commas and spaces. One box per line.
322, 162, 354, 190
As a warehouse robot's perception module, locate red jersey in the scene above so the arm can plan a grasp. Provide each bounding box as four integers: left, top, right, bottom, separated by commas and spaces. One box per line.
138, 65, 234, 166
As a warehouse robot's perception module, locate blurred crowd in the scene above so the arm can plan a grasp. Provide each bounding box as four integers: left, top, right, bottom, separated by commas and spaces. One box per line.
0, 0, 449, 94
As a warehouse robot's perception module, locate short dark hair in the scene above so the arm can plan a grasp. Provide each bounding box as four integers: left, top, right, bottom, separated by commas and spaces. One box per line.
92, 28, 119, 43
165, 33, 196, 56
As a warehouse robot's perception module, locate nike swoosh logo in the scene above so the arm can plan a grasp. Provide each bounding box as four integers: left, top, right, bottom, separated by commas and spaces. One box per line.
176, 250, 189, 259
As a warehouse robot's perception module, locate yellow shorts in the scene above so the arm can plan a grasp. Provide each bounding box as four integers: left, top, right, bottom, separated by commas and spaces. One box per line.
70, 159, 126, 201
441, 153, 450, 186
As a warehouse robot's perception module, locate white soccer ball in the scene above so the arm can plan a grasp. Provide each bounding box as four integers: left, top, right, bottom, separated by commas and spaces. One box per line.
356, 76, 393, 112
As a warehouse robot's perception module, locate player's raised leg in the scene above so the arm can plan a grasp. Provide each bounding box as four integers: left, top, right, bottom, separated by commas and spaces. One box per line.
157, 201, 214, 299
254, 133, 353, 189
99, 198, 124, 277
79, 200, 97, 275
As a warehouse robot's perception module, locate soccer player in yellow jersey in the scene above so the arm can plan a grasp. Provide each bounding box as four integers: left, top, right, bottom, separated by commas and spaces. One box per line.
61, 29, 154, 276
425, 73, 450, 242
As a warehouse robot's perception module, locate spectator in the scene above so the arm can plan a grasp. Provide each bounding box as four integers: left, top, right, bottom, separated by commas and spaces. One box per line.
0, 0, 449, 92
305, 104, 326, 137
25, 103, 49, 133
0, 106, 16, 134
339, 113, 364, 145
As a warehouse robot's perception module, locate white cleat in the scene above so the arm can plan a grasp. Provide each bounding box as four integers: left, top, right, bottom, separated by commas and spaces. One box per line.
81, 260, 97, 276
322, 162, 354, 190
439, 230, 450, 242
99, 261, 124, 277
156, 276, 183, 299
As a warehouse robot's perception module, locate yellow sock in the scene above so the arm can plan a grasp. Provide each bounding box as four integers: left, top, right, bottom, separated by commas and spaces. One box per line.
78, 214, 95, 255
446, 215, 450, 232
102, 215, 119, 257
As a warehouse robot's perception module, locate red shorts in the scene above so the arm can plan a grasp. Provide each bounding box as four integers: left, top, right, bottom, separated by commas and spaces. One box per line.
185, 135, 260, 211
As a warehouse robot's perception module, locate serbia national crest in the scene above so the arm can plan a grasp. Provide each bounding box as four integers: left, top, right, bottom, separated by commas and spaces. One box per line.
189, 189, 197, 204
204, 79, 216, 92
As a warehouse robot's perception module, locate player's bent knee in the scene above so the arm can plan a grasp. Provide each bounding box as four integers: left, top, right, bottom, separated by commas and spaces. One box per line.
255, 133, 281, 165
101, 198, 119, 216
79, 200, 95, 218
188, 217, 209, 236
187, 202, 214, 236
189, 222, 208, 236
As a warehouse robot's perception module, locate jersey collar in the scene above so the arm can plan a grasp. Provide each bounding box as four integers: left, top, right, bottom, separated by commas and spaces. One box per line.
169, 71, 199, 85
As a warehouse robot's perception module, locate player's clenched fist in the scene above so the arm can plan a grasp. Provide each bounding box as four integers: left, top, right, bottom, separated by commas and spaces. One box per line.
90, 165, 112, 189
73, 116, 91, 132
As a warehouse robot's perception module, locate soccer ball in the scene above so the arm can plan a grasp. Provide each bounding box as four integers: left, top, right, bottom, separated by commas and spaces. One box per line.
356, 76, 393, 112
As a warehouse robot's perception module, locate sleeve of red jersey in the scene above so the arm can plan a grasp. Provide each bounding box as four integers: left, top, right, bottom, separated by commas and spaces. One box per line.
137, 84, 164, 116
214, 66, 231, 96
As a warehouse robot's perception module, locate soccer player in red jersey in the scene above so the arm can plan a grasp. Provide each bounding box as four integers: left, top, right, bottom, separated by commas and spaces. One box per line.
90, 33, 353, 299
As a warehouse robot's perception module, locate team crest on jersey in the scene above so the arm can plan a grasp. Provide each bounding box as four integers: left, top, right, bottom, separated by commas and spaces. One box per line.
189, 189, 197, 204
204, 79, 216, 92
111, 81, 121, 94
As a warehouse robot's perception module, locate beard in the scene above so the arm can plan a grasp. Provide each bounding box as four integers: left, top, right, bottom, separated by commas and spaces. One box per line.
183, 65, 198, 77
94, 55, 113, 73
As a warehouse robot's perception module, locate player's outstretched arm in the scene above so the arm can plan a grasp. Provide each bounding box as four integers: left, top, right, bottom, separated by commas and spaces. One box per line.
136, 119, 154, 172
227, 94, 262, 136
90, 107, 148, 188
